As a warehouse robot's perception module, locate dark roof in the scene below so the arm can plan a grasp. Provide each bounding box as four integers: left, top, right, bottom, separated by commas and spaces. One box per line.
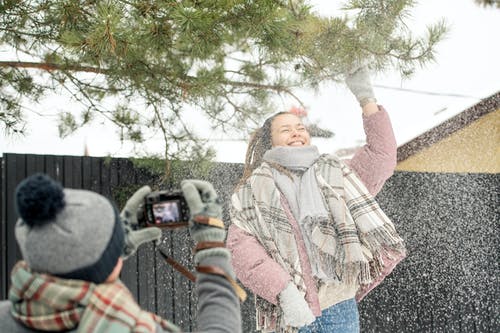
397, 91, 500, 162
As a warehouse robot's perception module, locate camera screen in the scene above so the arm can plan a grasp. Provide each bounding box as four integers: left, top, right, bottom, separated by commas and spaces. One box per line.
152, 200, 181, 224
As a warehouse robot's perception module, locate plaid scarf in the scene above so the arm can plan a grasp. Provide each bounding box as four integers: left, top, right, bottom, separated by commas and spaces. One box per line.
231, 153, 406, 332
8, 261, 180, 333
264, 146, 339, 281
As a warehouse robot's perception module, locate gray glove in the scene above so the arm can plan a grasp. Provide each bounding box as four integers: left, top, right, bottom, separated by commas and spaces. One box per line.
345, 65, 377, 107
180, 179, 228, 265
120, 185, 162, 259
279, 282, 316, 328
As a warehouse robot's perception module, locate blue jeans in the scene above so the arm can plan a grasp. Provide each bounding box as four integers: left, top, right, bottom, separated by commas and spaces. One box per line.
298, 298, 359, 333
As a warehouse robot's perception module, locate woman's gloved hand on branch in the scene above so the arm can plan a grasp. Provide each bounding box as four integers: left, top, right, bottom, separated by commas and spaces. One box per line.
345, 64, 377, 108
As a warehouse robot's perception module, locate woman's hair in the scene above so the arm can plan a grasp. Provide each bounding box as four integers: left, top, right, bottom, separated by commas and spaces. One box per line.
238, 111, 290, 186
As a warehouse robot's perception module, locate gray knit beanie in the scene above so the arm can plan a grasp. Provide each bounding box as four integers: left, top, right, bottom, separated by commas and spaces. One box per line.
14, 173, 124, 284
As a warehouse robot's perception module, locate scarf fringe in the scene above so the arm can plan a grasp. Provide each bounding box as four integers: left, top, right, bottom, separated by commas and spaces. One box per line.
346, 262, 372, 285
255, 297, 299, 333
359, 226, 406, 281
361, 225, 406, 259
315, 222, 405, 286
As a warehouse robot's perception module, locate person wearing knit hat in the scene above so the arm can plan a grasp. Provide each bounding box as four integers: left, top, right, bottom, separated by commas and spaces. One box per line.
14, 174, 126, 284
0, 173, 242, 333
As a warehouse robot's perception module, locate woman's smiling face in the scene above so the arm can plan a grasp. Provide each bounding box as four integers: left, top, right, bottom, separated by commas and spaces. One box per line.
270, 113, 311, 147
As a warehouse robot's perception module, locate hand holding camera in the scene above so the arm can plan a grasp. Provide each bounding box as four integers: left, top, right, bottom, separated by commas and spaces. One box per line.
180, 179, 227, 263
120, 185, 162, 259
181, 179, 246, 302
129, 179, 226, 260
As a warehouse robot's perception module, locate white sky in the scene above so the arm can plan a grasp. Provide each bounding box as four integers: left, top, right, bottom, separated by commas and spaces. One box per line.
1, 0, 499, 163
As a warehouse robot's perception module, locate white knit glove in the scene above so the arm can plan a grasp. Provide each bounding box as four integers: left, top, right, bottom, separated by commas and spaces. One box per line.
345, 65, 377, 107
279, 282, 316, 328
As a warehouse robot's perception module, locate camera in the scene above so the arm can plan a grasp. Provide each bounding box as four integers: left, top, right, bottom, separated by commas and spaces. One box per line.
138, 190, 190, 229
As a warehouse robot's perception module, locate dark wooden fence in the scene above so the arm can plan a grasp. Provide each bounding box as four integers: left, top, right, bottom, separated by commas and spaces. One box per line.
1, 153, 498, 332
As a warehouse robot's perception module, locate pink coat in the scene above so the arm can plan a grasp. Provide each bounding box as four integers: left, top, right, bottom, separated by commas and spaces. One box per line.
227, 108, 400, 315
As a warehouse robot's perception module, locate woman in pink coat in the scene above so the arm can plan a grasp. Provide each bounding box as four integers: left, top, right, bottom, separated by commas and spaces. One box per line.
227, 66, 407, 333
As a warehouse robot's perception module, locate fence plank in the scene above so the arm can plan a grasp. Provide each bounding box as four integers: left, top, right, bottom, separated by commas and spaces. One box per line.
133, 164, 156, 313
64, 156, 82, 188
46, 155, 65, 182
25, 155, 41, 176
170, 227, 194, 331
117, 158, 139, 300
81, 156, 93, 190
156, 232, 175, 322
137, 241, 158, 312
0, 156, 5, 299
4, 154, 27, 295
90, 157, 101, 193
100, 159, 112, 199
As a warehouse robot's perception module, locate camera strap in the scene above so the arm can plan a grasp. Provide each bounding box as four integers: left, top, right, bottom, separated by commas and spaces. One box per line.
192, 215, 225, 229
158, 247, 248, 303
196, 266, 248, 302
194, 241, 226, 252
159, 249, 196, 282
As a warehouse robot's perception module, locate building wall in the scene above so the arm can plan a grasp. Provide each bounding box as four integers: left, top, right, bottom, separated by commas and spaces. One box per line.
396, 108, 500, 173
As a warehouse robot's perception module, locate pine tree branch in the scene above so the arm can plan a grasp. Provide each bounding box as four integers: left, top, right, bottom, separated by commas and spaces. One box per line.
0, 61, 106, 74
0, 27, 51, 38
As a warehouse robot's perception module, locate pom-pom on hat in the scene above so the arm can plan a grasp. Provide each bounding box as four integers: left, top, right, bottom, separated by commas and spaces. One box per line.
14, 173, 124, 284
